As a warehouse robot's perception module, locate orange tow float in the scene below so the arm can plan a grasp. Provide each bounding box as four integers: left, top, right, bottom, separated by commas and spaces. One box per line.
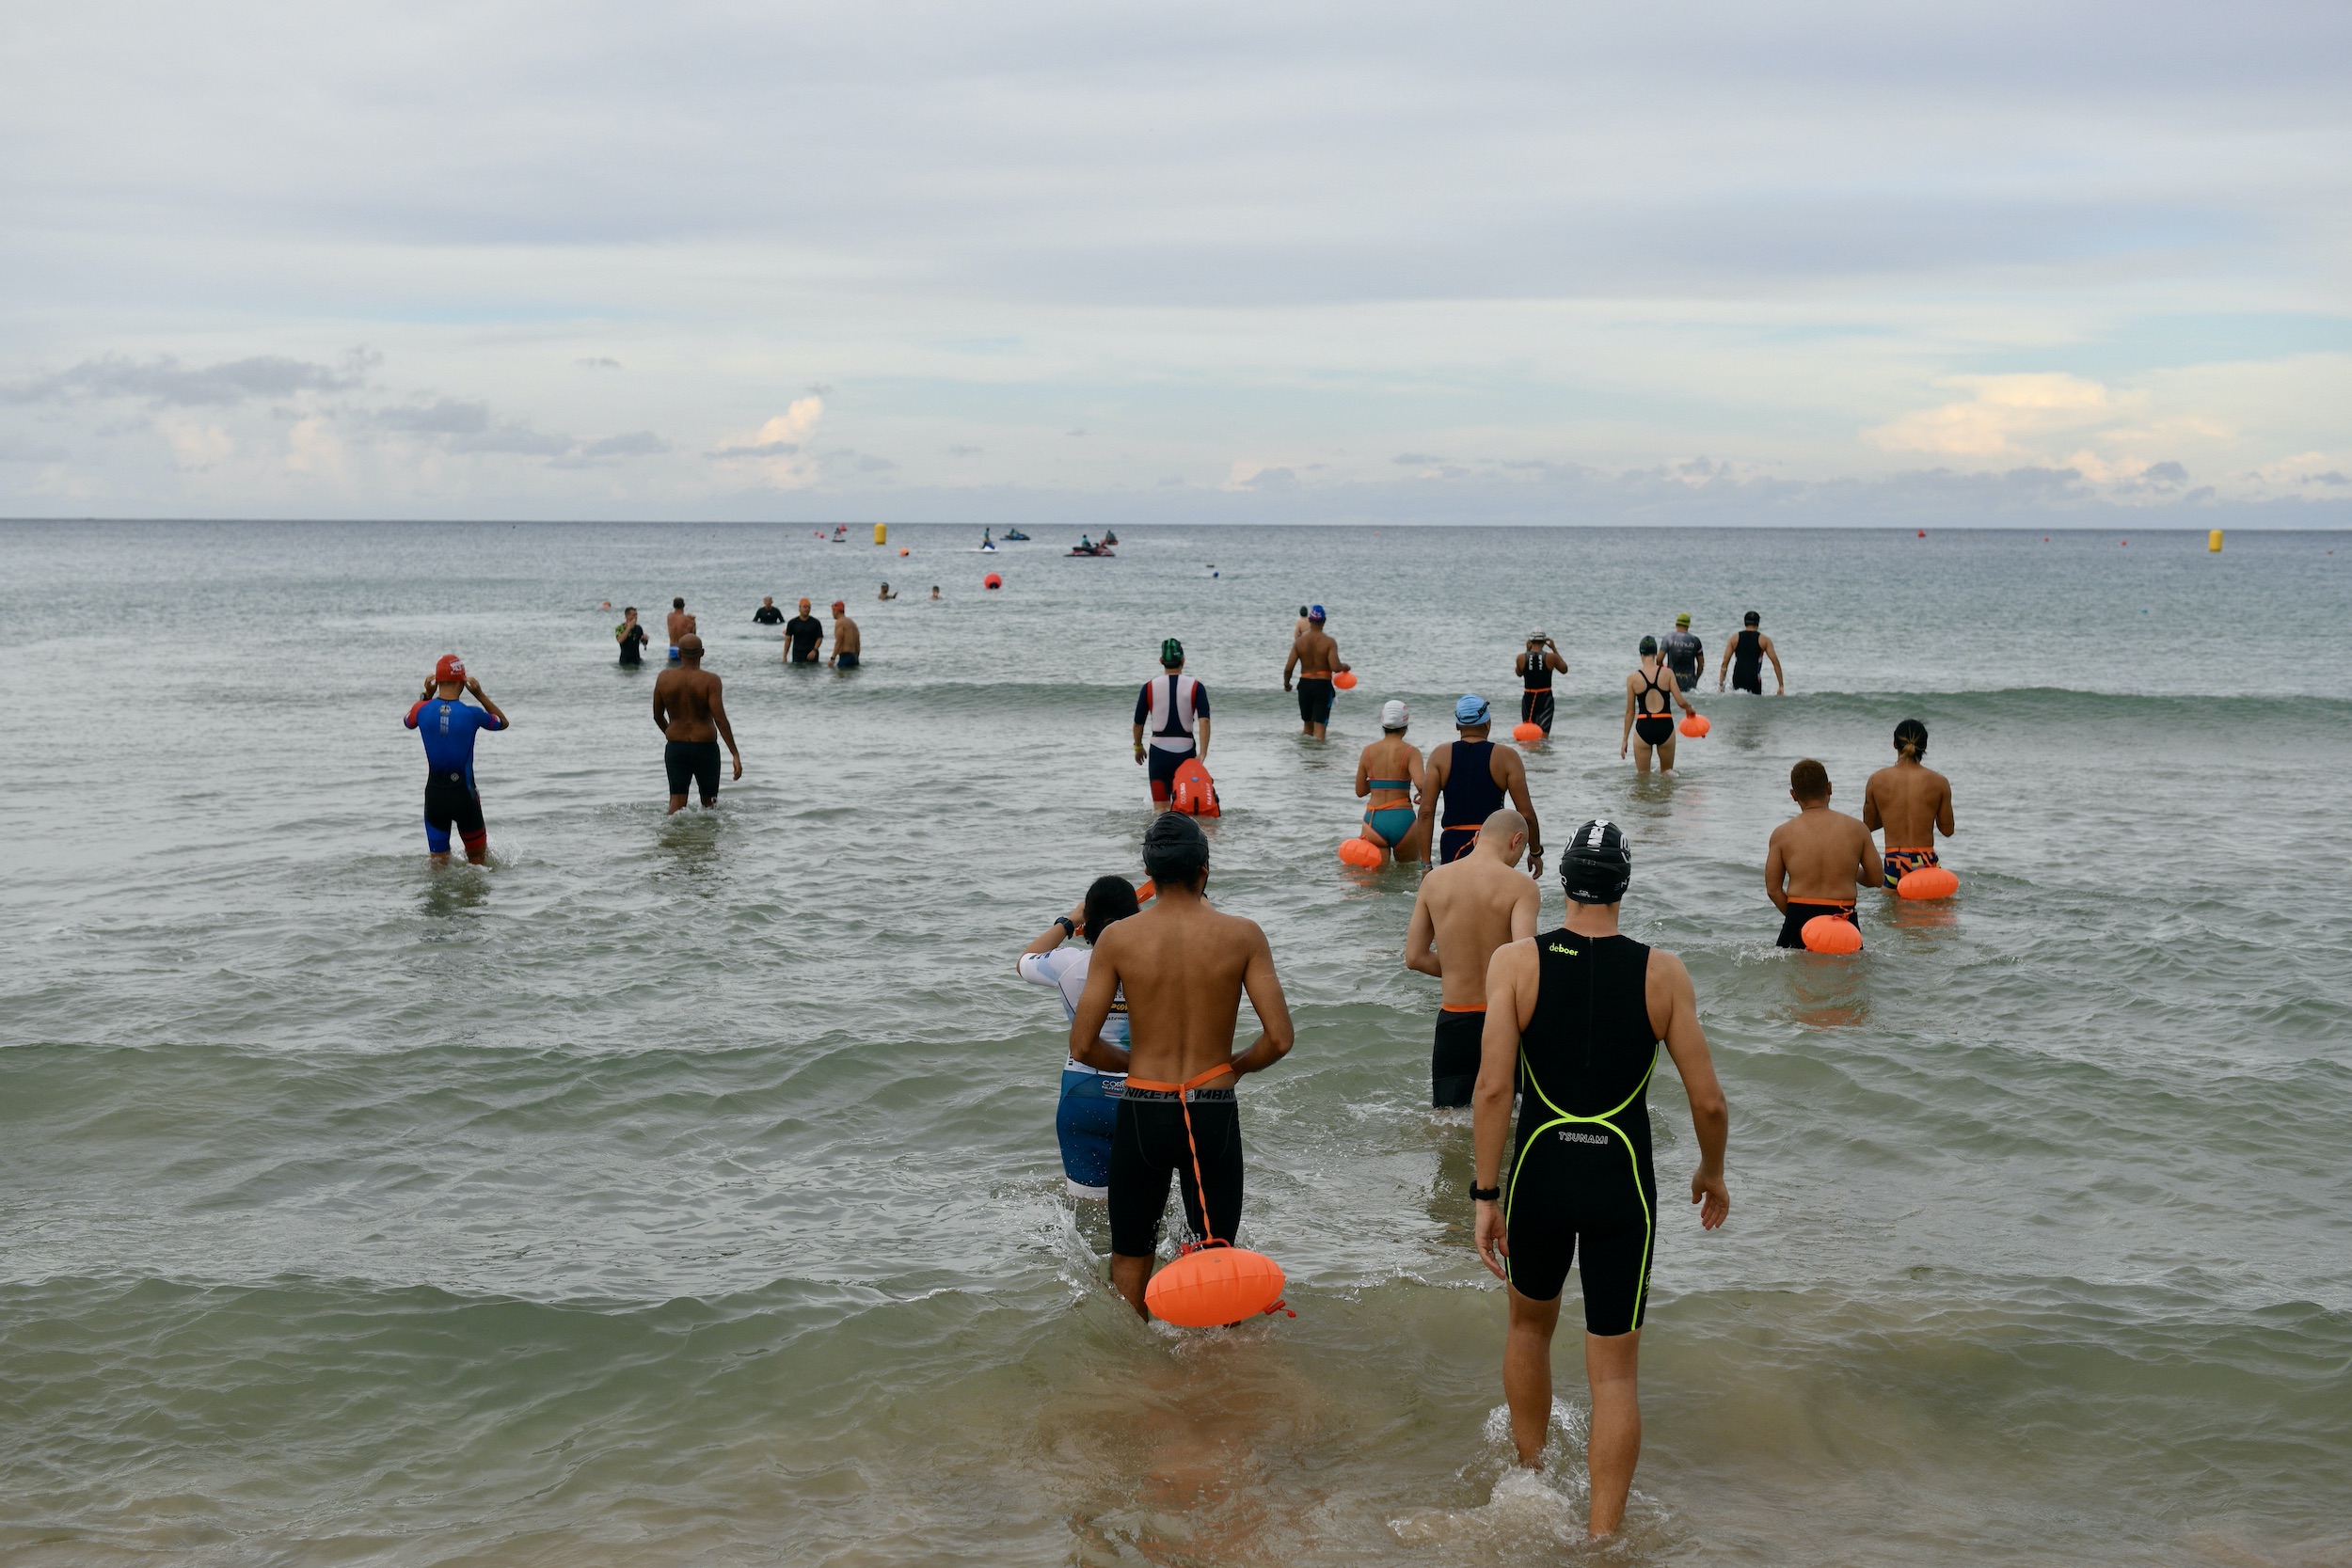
1136, 1065, 1293, 1327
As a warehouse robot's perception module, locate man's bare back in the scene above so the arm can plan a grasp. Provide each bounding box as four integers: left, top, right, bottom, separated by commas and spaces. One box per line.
1864, 758, 1954, 850
1767, 800, 1882, 906
653, 665, 725, 742
1077, 889, 1291, 1089
666, 608, 695, 645
1288, 626, 1340, 675
1406, 810, 1538, 1007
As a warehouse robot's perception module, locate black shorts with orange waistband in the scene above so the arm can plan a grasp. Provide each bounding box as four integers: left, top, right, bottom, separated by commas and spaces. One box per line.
1433, 1006, 1486, 1106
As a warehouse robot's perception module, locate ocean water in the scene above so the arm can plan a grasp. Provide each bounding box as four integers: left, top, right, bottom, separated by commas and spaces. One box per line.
2, 519, 2348, 1567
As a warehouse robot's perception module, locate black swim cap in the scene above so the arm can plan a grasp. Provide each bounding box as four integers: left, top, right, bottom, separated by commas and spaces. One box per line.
1560, 819, 1632, 905
1161, 638, 1184, 667
1142, 812, 1210, 883
1639, 635, 1658, 656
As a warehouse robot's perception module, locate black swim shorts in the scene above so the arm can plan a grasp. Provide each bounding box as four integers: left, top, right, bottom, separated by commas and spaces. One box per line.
1505, 1112, 1659, 1334
834, 650, 860, 669
1777, 900, 1857, 949
1108, 1090, 1243, 1259
422, 771, 486, 853
1520, 689, 1554, 735
1432, 1008, 1485, 1107
1296, 677, 1334, 726
664, 739, 723, 800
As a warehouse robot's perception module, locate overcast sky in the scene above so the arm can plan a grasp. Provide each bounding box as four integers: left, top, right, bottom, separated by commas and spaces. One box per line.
3, 0, 2346, 523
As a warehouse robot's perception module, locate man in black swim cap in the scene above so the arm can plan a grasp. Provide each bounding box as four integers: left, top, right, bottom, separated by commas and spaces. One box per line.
1133, 637, 1211, 813
1071, 813, 1297, 1319
1472, 819, 1730, 1537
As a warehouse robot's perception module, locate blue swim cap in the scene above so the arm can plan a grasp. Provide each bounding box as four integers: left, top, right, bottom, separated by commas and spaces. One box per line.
1309, 604, 1326, 622
1454, 693, 1490, 725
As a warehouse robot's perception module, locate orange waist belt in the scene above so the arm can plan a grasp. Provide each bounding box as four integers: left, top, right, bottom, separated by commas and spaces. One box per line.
1439, 1004, 1486, 1014
1121, 1065, 1236, 1247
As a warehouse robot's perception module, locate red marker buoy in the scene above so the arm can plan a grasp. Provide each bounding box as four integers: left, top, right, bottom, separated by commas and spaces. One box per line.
982, 572, 1002, 589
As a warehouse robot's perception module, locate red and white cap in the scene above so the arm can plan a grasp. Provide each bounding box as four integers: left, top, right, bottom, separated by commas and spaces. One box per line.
434, 654, 467, 684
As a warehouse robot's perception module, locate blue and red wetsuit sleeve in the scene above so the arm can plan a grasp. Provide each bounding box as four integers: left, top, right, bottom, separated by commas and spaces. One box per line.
405, 700, 429, 729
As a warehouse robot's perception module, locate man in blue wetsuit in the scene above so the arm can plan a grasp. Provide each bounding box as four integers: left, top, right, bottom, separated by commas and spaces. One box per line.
404, 655, 511, 864
1471, 820, 1730, 1539
1414, 694, 1542, 872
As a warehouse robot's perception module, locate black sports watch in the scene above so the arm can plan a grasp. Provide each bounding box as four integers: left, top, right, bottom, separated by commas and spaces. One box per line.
1054, 916, 1076, 937
1470, 1182, 1501, 1202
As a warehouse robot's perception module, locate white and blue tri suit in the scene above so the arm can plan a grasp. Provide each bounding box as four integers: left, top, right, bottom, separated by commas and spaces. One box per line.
1017, 947, 1129, 1198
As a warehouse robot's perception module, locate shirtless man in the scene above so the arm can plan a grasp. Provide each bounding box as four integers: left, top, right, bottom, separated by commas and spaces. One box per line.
1415, 695, 1543, 873
1281, 604, 1350, 739
651, 633, 742, 814
829, 600, 862, 669
1620, 636, 1697, 773
1717, 610, 1784, 696
1406, 808, 1539, 1106
1863, 718, 1955, 890
665, 597, 695, 661
1069, 813, 1296, 1319
1765, 758, 1882, 947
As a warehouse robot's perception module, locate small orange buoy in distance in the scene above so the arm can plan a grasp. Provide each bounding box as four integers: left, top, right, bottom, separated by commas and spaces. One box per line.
1678, 713, 1709, 738
1332, 671, 1358, 690
1897, 866, 1959, 900
899, 546, 910, 556
983, 572, 1002, 589
1145, 1243, 1288, 1326
1512, 721, 1543, 743
1802, 915, 1863, 954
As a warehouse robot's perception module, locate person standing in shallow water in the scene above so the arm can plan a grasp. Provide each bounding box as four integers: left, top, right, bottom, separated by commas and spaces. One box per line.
1620, 636, 1695, 773
1718, 610, 1784, 696
405, 656, 509, 865
1353, 699, 1425, 863
1864, 718, 1955, 890
1765, 758, 1881, 946
1406, 807, 1537, 1107
652, 634, 741, 813
1472, 819, 1729, 1539
1070, 814, 1295, 1319
1516, 631, 1566, 737
614, 607, 649, 667
1282, 605, 1349, 739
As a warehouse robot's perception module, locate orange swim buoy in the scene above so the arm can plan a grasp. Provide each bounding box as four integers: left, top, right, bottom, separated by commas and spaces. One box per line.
1512, 721, 1543, 743
1337, 836, 1380, 866
1136, 879, 1155, 903
982, 572, 1002, 589
1802, 915, 1863, 954
1170, 758, 1221, 816
1146, 1242, 1289, 1326
1897, 866, 1960, 900
1678, 713, 1709, 737
899, 547, 910, 556
1332, 671, 1358, 690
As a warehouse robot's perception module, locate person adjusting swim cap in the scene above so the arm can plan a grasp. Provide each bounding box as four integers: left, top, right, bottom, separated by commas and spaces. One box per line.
1017, 876, 1143, 1198
405, 657, 509, 864
1560, 818, 1633, 905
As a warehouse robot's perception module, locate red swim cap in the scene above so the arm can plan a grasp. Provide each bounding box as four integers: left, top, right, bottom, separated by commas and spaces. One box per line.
831, 600, 846, 613
435, 655, 466, 684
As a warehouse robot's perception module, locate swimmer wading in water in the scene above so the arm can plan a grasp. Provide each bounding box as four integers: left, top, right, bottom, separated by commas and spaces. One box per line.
1473, 820, 1730, 1537
1018, 878, 1143, 1198
1069, 814, 1296, 1319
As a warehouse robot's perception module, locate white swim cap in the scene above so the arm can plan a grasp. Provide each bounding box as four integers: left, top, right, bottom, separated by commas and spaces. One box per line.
1380, 699, 1409, 730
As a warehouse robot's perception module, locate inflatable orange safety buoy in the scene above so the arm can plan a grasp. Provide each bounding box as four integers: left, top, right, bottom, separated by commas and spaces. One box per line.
1512, 721, 1543, 743
1802, 915, 1863, 954
1678, 713, 1709, 738
982, 572, 1002, 589
1338, 836, 1381, 867
1332, 671, 1358, 690
899, 546, 910, 557
1170, 758, 1221, 816
1136, 879, 1155, 903
1145, 1242, 1289, 1327
1897, 866, 1960, 901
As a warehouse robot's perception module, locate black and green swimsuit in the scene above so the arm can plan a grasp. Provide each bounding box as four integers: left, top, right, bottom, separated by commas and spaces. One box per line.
1504, 928, 1660, 1333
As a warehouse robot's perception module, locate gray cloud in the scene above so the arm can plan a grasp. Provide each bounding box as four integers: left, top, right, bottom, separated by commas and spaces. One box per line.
2307, 470, 2347, 486
2142, 461, 2190, 485
1392, 452, 1443, 465
580, 431, 668, 458
0, 435, 70, 461
578, 356, 623, 369
4, 351, 372, 407
947, 444, 984, 456
706, 439, 799, 459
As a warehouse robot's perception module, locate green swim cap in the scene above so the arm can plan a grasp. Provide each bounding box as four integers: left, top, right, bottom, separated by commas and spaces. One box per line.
1161, 638, 1184, 666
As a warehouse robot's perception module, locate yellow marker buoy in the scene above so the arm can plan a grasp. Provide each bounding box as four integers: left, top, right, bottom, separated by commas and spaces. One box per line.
2209, 529, 2223, 552
874, 523, 888, 545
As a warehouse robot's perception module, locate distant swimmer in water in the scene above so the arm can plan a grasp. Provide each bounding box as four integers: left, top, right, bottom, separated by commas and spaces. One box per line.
1406, 807, 1537, 1106
405, 655, 510, 865
1766, 759, 1882, 947
1472, 820, 1730, 1537
1660, 612, 1704, 696
666, 597, 695, 661
829, 600, 861, 669
1133, 638, 1211, 814
929, 585, 942, 600
1018, 877, 1143, 1198
1864, 718, 1955, 890
1416, 694, 1543, 873
1282, 605, 1350, 739
614, 606, 649, 667
878, 582, 898, 600
1717, 610, 1784, 696
652, 633, 741, 814
784, 598, 823, 665
1071, 814, 1296, 1319
1516, 630, 1566, 736
753, 595, 785, 626
1353, 699, 1427, 863
1620, 636, 1695, 773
